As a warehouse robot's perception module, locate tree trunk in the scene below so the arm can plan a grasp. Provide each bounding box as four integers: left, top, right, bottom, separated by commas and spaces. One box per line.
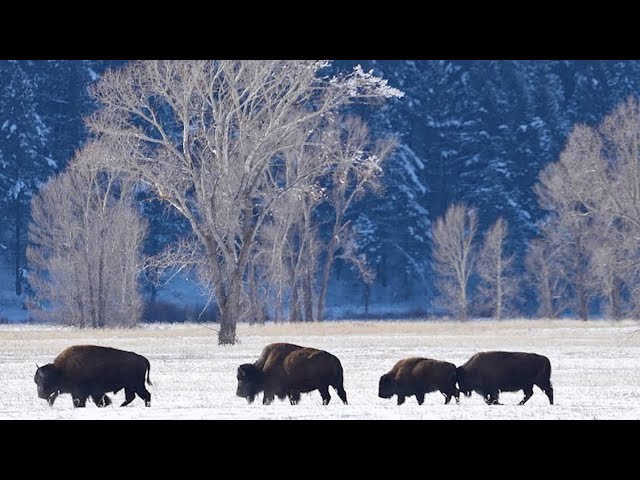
610, 278, 622, 320
576, 236, 589, 321
97, 249, 105, 328
379, 253, 387, 288
290, 285, 301, 322
317, 235, 338, 322
286, 257, 301, 322
496, 253, 502, 321
15, 196, 22, 296
74, 296, 84, 328
459, 288, 468, 321
364, 282, 370, 316
275, 291, 283, 323
218, 274, 241, 345
218, 295, 238, 345
88, 264, 97, 328
578, 285, 589, 321
540, 267, 554, 319
247, 264, 260, 325
302, 266, 314, 322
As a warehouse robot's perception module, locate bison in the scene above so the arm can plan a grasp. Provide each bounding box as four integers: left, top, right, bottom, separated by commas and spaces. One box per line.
34, 345, 152, 408
236, 342, 348, 405
378, 357, 460, 405
456, 351, 553, 405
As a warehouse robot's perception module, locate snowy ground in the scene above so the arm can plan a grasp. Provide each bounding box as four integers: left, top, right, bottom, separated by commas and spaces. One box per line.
1, 319, 639, 420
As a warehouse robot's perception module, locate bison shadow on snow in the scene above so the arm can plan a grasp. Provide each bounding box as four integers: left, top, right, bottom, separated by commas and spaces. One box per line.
378, 357, 460, 405
34, 345, 152, 408
236, 342, 348, 405
456, 351, 554, 406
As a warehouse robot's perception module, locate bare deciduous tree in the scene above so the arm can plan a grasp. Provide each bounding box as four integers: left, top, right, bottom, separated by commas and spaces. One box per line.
86, 61, 401, 344
432, 203, 478, 320
524, 236, 568, 319
474, 217, 517, 320
316, 117, 396, 321
27, 143, 147, 327
536, 96, 640, 319
253, 194, 318, 322
536, 153, 598, 320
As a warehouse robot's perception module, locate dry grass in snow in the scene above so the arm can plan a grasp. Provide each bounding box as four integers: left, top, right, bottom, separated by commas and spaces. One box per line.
1, 319, 639, 419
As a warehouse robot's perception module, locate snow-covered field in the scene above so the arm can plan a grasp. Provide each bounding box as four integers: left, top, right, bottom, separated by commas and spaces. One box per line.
2, 319, 639, 419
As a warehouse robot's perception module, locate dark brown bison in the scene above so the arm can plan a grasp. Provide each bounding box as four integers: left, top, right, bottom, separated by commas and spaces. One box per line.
236, 342, 348, 405
456, 351, 553, 405
378, 357, 460, 405
34, 345, 152, 408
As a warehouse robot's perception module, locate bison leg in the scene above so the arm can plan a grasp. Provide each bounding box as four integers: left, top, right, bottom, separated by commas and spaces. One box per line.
319, 386, 331, 405
334, 385, 348, 405
484, 392, 501, 405
289, 391, 301, 405
519, 386, 534, 405
263, 393, 275, 405
72, 395, 87, 408
537, 380, 554, 405
93, 393, 111, 407
121, 389, 136, 407
397, 395, 406, 406
444, 387, 460, 404
544, 386, 554, 405
135, 383, 151, 407
415, 393, 425, 405
47, 391, 59, 407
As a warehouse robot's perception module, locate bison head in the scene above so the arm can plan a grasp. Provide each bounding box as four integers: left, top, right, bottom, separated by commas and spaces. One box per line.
236, 363, 264, 404
378, 373, 396, 399
34, 364, 61, 406
455, 366, 473, 397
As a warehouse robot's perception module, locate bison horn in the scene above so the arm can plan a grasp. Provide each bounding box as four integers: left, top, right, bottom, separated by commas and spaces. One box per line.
35, 363, 39, 369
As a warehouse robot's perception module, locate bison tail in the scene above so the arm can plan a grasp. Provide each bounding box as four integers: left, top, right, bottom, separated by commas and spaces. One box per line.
334, 361, 348, 405
146, 358, 153, 386
544, 356, 553, 381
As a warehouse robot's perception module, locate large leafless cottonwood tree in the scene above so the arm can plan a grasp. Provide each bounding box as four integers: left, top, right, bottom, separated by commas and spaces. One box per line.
316, 117, 395, 321
535, 151, 598, 320
86, 60, 402, 344
524, 236, 568, 319
589, 218, 627, 319
243, 116, 393, 323
27, 142, 147, 327
432, 203, 478, 320
535, 96, 640, 319
474, 217, 517, 320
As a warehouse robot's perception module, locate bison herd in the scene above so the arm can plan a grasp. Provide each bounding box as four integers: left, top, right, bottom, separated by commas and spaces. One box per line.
34, 343, 554, 408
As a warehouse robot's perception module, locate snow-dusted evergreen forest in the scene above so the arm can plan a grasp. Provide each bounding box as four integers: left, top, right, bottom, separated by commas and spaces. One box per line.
3, 60, 640, 343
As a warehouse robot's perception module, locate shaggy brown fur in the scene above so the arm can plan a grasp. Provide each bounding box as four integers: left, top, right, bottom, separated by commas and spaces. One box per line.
378, 357, 460, 405
236, 342, 348, 405
456, 351, 553, 405
254, 342, 304, 371
34, 345, 152, 408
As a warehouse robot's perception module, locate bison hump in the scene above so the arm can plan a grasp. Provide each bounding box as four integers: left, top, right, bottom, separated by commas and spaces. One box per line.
53, 345, 144, 380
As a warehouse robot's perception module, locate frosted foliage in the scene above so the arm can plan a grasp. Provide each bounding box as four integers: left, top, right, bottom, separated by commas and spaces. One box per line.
331, 65, 405, 99
538, 97, 640, 319
432, 203, 478, 320
27, 144, 148, 327
86, 60, 400, 343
